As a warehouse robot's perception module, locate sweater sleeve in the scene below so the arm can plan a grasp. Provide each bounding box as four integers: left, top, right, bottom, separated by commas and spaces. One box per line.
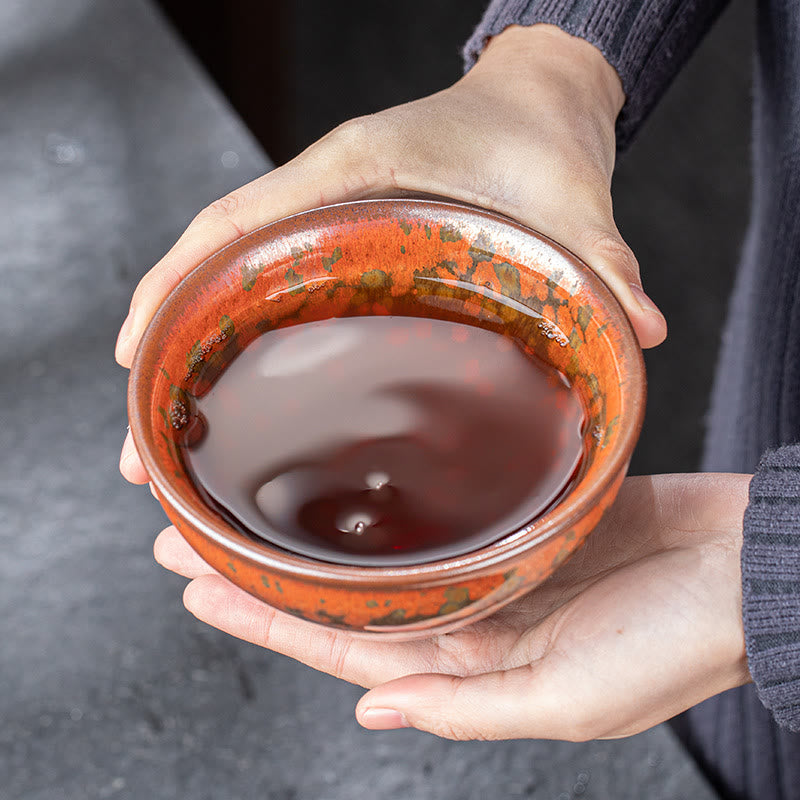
463, 0, 729, 150
742, 444, 800, 730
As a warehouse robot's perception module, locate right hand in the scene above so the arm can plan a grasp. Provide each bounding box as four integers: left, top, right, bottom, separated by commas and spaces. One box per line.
154, 473, 751, 742
118, 23, 667, 484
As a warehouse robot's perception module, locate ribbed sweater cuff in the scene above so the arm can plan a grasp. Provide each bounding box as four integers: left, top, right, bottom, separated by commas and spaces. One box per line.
743, 444, 800, 731
463, 0, 728, 150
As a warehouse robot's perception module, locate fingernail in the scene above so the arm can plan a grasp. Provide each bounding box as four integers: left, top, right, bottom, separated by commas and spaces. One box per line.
359, 707, 410, 730
120, 429, 134, 471
120, 449, 132, 473
116, 308, 136, 360
629, 284, 663, 317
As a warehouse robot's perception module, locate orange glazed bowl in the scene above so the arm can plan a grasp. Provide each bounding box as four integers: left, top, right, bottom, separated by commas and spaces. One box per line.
128, 199, 645, 639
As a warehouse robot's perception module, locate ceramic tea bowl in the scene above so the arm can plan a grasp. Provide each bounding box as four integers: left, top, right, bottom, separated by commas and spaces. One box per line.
128, 199, 645, 639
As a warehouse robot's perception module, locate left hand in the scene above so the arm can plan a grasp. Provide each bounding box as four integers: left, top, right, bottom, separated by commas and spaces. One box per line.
154, 473, 752, 741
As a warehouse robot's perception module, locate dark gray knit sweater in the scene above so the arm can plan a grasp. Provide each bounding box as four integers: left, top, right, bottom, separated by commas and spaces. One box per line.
466, 2, 800, 799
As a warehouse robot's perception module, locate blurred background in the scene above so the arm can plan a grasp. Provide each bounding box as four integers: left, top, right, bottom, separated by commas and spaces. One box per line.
2, 0, 750, 798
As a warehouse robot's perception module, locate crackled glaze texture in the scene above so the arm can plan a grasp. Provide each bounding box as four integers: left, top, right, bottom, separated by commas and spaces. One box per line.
129, 199, 645, 638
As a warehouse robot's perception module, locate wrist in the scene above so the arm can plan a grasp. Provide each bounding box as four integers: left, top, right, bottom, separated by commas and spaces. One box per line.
464, 24, 624, 158
684, 473, 751, 690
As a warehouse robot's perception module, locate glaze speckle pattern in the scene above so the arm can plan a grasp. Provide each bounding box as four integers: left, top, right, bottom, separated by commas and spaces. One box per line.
130, 199, 645, 638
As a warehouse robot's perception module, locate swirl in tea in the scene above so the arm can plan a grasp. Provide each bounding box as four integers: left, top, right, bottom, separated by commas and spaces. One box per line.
184, 315, 585, 566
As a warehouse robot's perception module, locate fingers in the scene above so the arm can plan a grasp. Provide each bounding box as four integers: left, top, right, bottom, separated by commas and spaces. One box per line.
181, 573, 432, 688
155, 526, 426, 685
356, 665, 587, 741
154, 531, 416, 685
153, 525, 217, 579
114, 120, 392, 369
120, 428, 149, 484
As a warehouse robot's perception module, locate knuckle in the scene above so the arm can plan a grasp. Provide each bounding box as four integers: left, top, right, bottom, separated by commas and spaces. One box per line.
190, 192, 247, 240
306, 114, 395, 201
348, 112, 402, 162
134, 261, 184, 305
202, 192, 242, 221
436, 721, 495, 742
328, 114, 380, 155
250, 605, 276, 647
129, 272, 153, 308
327, 634, 354, 681
427, 711, 487, 742
431, 677, 496, 742
434, 721, 473, 741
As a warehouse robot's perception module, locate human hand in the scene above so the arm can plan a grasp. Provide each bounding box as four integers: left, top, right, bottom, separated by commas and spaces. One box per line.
118, 23, 667, 484
153, 473, 751, 741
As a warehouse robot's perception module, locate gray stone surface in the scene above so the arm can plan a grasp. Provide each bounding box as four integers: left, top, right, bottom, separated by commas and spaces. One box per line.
1, 1, 719, 798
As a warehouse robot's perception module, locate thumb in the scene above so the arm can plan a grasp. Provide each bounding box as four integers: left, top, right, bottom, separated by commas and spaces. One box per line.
576, 229, 667, 350
504, 199, 667, 349
355, 668, 590, 742
553, 225, 667, 351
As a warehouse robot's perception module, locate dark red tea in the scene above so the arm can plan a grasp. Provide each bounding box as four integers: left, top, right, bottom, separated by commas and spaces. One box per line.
184, 314, 585, 566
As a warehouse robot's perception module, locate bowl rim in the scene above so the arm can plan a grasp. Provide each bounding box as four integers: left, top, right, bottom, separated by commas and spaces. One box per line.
129, 198, 645, 587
